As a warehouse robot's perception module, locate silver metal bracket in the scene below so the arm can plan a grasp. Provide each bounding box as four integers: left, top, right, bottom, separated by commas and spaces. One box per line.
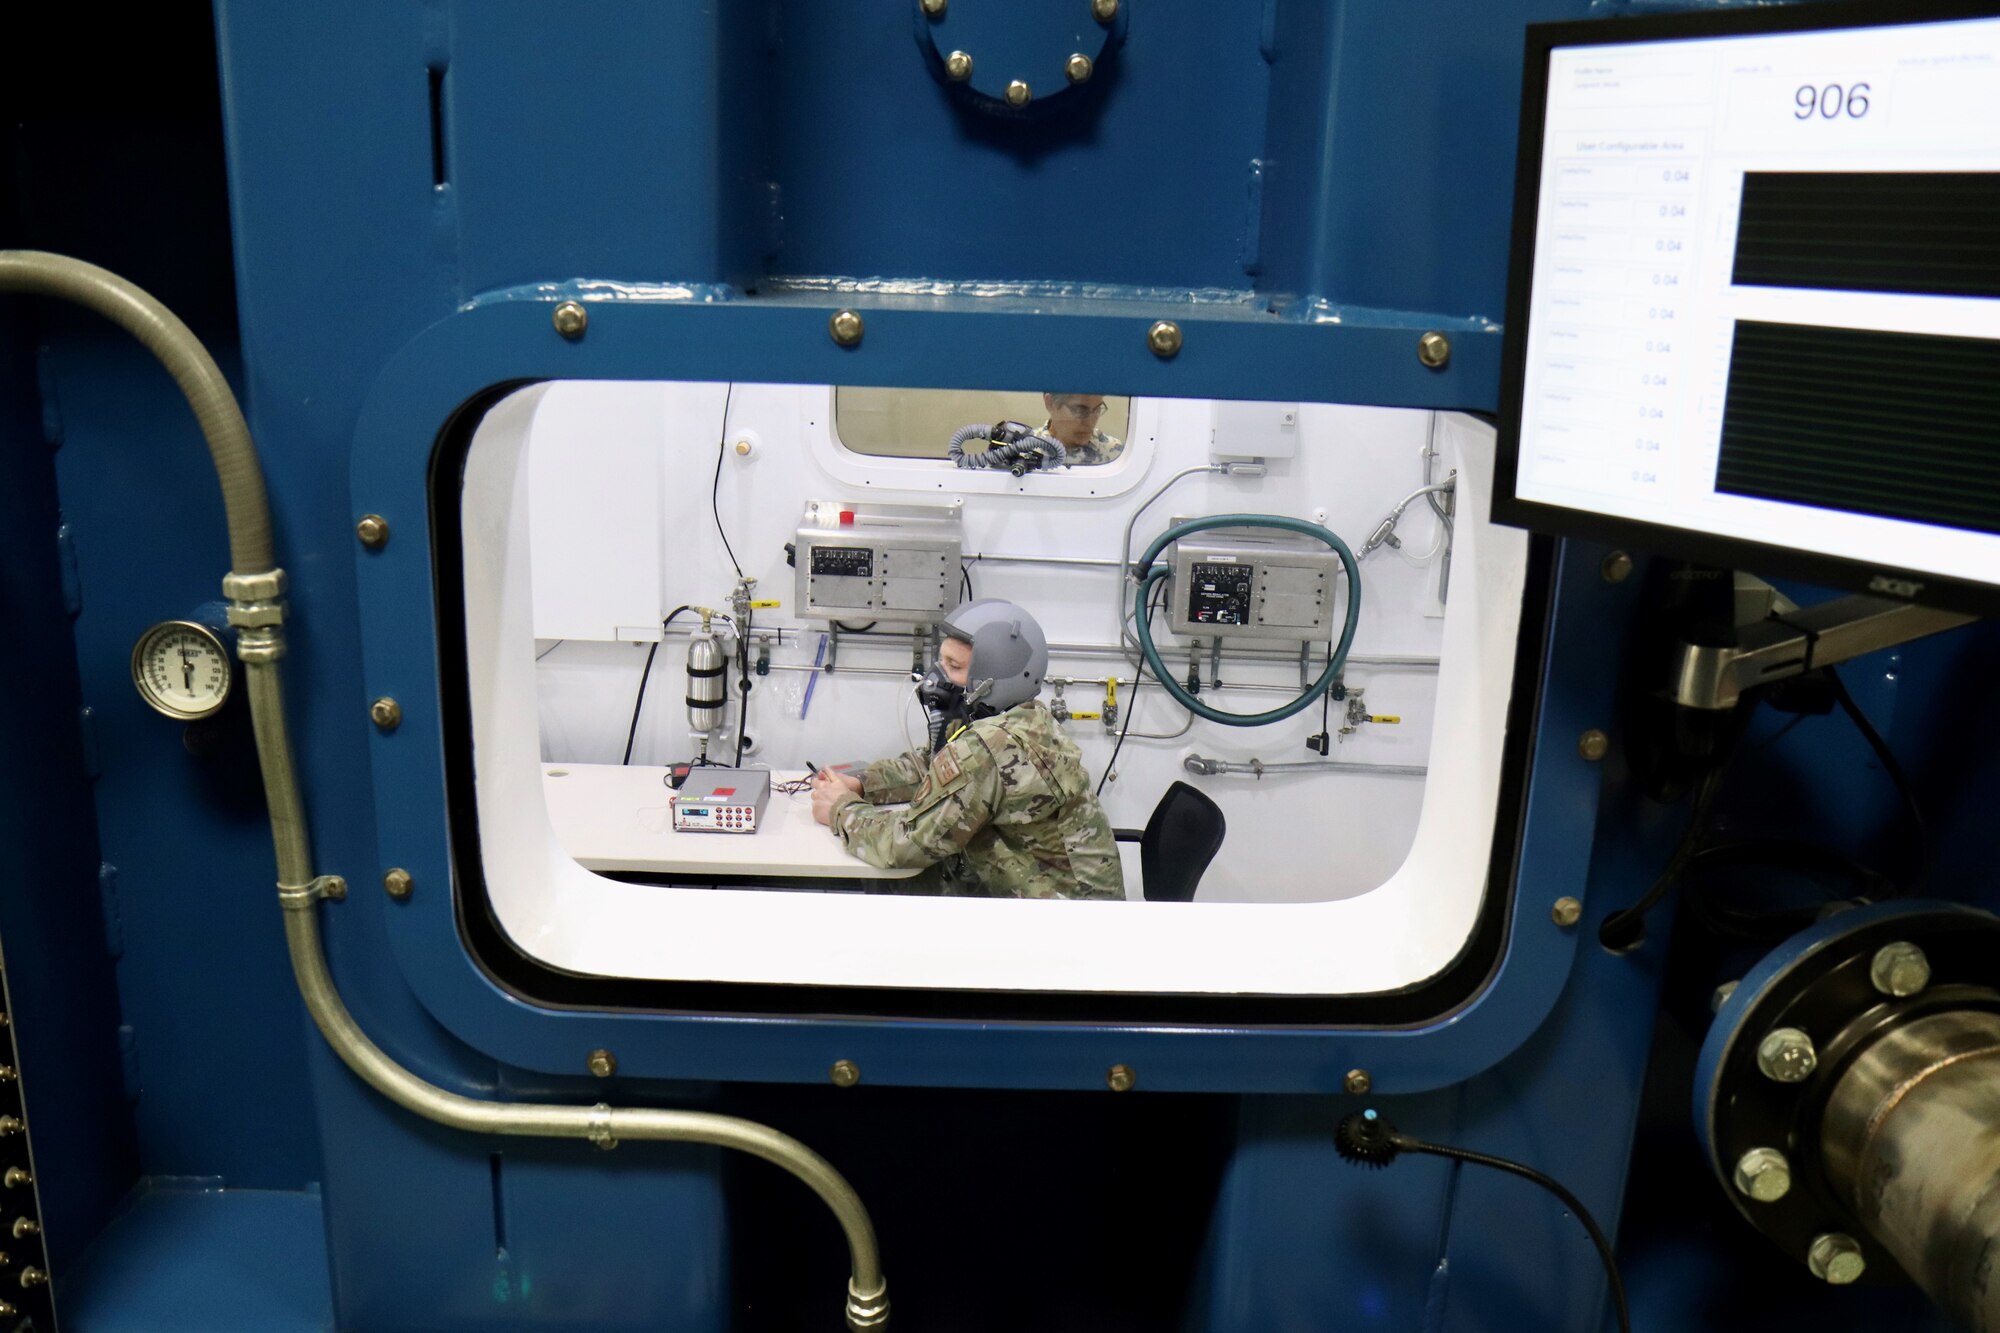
277, 875, 348, 910
1670, 594, 1975, 711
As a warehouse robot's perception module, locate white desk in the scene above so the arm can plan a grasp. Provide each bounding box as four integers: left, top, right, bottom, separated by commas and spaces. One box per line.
540, 763, 920, 880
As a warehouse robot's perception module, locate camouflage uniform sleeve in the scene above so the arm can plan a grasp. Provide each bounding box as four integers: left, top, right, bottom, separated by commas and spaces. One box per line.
861, 748, 932, 804
830, 736, 1001, 870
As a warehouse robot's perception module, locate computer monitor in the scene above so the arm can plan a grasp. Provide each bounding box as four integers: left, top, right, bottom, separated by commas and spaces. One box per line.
1492, 1, 2000, 614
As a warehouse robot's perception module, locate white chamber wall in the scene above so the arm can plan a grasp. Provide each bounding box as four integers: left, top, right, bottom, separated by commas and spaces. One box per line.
527, 381, 1469, 904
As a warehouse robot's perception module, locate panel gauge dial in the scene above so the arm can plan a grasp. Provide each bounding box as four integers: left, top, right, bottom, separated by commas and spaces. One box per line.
131, 620, 234, 720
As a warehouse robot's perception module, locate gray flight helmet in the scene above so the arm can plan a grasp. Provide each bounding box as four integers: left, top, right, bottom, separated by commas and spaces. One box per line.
939, 599, 1048, 711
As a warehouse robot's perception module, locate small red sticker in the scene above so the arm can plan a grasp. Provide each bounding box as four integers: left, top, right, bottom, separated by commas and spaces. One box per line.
713, 787, 736, 798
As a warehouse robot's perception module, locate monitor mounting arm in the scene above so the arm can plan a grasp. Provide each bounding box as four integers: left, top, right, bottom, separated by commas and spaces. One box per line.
1669, 594, 1975, 711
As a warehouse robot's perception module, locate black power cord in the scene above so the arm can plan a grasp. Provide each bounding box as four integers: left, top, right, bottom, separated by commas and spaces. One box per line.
1823, 665, 1930, 894
960, 560, 975, 605
623, 606, 694, 765
710, 383, 742, 579
1336, 1110, 1631, 1333
1599, 762, 1727, 951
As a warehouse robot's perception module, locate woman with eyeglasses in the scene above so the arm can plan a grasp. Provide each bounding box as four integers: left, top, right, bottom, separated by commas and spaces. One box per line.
1036, 393, 1124, 467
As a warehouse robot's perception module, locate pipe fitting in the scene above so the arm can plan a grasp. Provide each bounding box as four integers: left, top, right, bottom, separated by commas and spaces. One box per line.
233, 625, 288, 664
222, 568, 287, 602
846, 1277, 892, 1330
225, 598, 289, 630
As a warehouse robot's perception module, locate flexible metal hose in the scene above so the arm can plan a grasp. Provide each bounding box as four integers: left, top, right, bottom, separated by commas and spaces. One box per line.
0, 251, 273, 573
7, 251, 889, 1329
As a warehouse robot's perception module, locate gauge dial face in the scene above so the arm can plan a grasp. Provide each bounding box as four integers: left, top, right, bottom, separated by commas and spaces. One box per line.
131, 621, 232, 720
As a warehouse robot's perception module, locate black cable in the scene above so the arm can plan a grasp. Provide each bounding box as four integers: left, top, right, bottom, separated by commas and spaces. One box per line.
623, 606, 694, 765
535, 639, 566, 662
1599, 762, 1726, 951
1397, 1134, 1631, 1333
831, 620, 878, 633
1823, 666, 1929, 894
710, 383, 741, 579
1682, 837, 1896, 940
960, 560, 974, 604
1335, 1112, 1630, 1332
1096, 581, 1165, 798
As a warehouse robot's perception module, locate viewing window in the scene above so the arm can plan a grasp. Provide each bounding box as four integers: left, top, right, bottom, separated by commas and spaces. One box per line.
448, 379, 1533, 1005
834, 388, 1132, 466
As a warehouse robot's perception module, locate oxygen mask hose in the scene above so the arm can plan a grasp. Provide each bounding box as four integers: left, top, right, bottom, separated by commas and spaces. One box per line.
0, 249, 889, 1331
1131, 514, 1361, 726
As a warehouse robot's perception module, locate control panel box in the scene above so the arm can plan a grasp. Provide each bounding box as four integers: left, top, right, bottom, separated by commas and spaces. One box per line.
1165, 527, 1340, 641
794, 500, 963, 625
672, 769, 771, 834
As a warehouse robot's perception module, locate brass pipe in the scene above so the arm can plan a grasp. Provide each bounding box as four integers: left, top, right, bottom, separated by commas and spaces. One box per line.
7, 252, 889, 1329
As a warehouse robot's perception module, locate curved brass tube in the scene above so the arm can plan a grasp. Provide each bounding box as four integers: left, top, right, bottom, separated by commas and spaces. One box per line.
3, 249, 888, 1330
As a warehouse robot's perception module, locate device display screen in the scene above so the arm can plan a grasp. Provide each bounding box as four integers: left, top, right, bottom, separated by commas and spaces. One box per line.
1504, 9, 2000, 600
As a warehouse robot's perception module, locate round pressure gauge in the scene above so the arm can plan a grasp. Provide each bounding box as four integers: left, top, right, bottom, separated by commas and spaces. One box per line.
131, 620, 234, 720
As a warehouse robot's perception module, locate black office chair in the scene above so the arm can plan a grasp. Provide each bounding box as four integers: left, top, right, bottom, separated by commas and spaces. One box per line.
1112, 781, 1226, 903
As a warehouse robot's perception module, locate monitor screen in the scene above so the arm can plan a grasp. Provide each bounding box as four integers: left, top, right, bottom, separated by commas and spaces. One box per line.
1493, 2, 2000, 613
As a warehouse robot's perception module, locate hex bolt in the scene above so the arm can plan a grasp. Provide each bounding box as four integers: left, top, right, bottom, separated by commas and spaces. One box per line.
1551, 896, 1582, 928
370, 697, 403, 732
829, 309, 864, 347
551, 301, 588, 339
1066, 53, 1094, 84
0, 1301, 14, 1317
1148, 320, 1183, 359
1417, 331, 1451, 368
1093, 0, 1119, 21
1711, 980, 1739, 1013
1601, 550, 1633, 584
944, 50, 973, 81
0, 1120, 21, 1139
1344, 1069, 1372, 1096
1578, 729, 1610, 762
586, 1049, 617, 1079
830, 1059, 861, 1088
1107, 1064, 1136, 1093
16, 1268, 43, 1289
9, 1220, 34, 1240
0, 1068, 12, 1084
356, 514, 390, 550
921, 0, 946, 14
383, 868, 413, 902
1807, 1232, 1866, 1285
1757, 1027, 1818, 1083
1005, 79, 1032, 106
1869, 941, 1931, 998
1733, 1147, 1793, 1203
2, 1170, 28, 1190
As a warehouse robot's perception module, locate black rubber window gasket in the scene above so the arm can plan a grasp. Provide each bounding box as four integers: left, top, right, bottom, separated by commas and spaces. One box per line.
429, 382, 1554, 1029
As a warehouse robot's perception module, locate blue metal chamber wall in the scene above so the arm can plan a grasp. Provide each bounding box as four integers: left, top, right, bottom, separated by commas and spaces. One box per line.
0, 2, 1991, 1331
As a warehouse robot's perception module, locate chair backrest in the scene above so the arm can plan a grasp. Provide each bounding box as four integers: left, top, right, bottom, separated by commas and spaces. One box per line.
1140, 781, 1226, 903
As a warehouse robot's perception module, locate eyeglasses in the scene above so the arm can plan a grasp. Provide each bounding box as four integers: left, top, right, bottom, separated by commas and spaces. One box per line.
1054, 401, 1109, 421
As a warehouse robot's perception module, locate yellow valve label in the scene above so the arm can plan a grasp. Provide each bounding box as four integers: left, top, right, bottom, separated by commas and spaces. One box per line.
1105, 679, 1118, 707
1066, 711, 1103, 721
749, 599, 782, 609
1368, 714, 1402, 725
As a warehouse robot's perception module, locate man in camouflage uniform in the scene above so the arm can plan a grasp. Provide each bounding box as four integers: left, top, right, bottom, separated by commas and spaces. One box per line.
810, 600, 1123, 900
1034, 392, 1124, 468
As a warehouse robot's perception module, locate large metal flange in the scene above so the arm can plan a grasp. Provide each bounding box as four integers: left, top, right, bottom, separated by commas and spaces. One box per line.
1694, 901, 2000, 1282
913, 0, 1127, 120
